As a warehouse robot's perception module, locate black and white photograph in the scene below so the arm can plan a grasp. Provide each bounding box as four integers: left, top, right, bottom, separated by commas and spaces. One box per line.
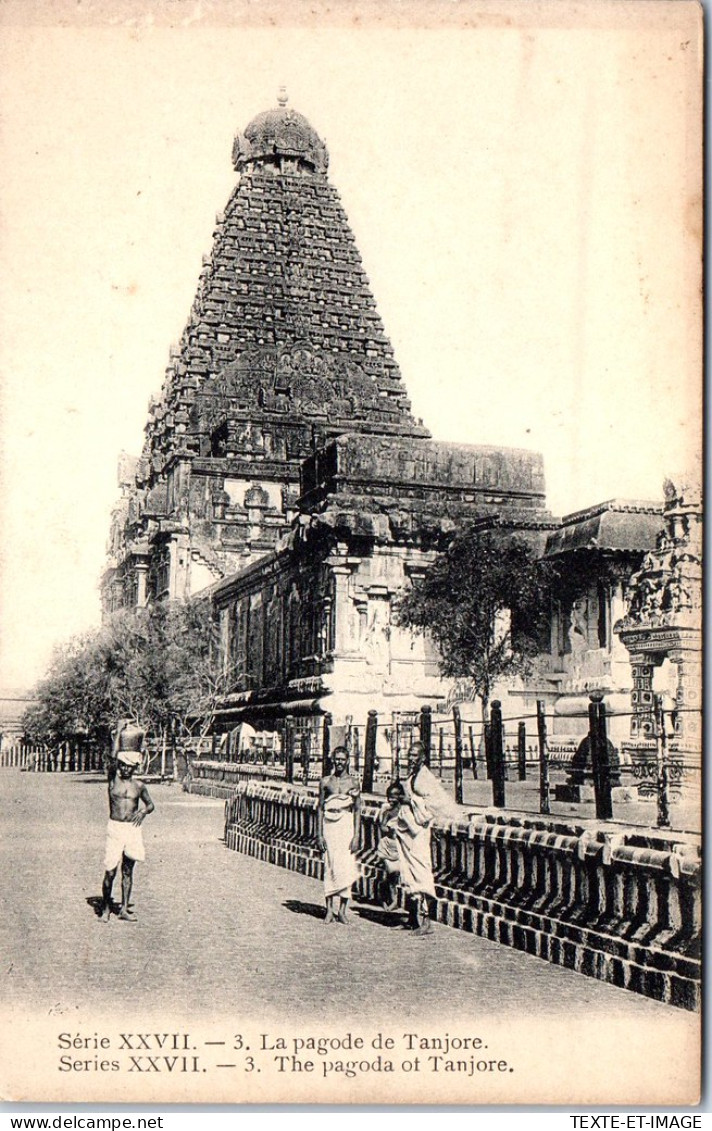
0, 0, 702, 1108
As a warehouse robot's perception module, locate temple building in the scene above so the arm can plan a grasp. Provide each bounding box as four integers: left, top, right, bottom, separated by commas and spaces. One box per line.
535, 498, 664, 747
103, 94, 687, 767
0, 688, 37, 745
210, 433, 555, 743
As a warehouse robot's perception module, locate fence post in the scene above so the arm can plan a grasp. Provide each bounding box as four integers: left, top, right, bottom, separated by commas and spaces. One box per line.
419, 705, 432, 765
536, 699, 551, 815
452, 706, 464, 805
284, 717, 294, 784
362, 710, 378, 794
653, 694, 671, 828
352, 725, 361, 774
490, 701, 506, 807
468, 725, 478, 780
393, 721, 400, 780
588, 694, 613, 821
517, 721, 527, 781
322, 712, 332, 776
484, 719, 493, 780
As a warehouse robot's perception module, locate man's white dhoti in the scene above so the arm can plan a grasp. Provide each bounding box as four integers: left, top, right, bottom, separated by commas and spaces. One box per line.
322, 795, 359, 897
104, 819, 145, 870
394, 762, 456, 899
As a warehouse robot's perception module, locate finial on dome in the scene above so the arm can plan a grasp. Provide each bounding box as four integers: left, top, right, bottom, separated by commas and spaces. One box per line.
277, 85, 288, 107
232, 97, 329, 174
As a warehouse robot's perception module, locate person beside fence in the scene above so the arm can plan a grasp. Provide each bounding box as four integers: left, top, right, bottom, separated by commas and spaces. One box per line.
395, 743, 436, 935
397, 740, 461, 935
375, 780, 406, 910
317, 745, 361, 924
99, 720, 154, 923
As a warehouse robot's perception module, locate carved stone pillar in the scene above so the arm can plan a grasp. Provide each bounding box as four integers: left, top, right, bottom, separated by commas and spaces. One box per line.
326, 549, 361, 655
170, 534, 192, 601
135, 561, 149, 608
219, 606, 231, 680
615, 474, 702, 786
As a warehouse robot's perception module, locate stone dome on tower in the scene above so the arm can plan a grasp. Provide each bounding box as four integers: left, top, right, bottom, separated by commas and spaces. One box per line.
232, 90, 329, 175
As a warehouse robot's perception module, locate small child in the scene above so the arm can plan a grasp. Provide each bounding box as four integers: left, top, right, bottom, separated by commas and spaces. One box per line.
375, 780, 406, 910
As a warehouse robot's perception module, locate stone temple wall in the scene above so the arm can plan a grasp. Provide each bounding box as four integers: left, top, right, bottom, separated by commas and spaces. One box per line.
210, 430, 557, 730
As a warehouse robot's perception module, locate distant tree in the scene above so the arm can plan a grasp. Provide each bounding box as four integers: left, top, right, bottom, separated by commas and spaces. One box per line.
21, 629, 118, 750
395, 528, 553, 722
94, 609, 153, 725
144, 598, 225, 749
22, 598, 225, 769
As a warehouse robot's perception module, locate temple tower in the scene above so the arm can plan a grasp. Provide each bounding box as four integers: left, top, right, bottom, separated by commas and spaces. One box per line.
102, 94, 427, 612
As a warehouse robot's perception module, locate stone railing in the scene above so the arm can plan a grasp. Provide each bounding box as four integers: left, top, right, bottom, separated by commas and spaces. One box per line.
222, 780, 701, 1012
186, 759, 318, 798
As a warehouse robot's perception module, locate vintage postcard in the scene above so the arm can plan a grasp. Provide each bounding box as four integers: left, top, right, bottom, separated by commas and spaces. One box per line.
0, 0, 702, 1108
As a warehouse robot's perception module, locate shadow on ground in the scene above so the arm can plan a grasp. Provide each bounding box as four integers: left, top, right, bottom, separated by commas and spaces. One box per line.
353, 905, 407, 929
282, 898, 326, 920
86, 896, 135, 919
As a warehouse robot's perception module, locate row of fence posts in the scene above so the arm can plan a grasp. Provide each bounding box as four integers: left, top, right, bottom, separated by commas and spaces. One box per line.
484, 695, 626, 822
276, 694, 664, 826
225, 688, 674, 828
0, 742, 102, 773
477, 700, 552, 815
0, 743, 38, 769
278, 701, 559, 810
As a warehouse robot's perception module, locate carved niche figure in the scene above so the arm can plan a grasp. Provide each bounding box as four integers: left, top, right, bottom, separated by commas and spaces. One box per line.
361, 599, 391, 672
568, 598, 588, 653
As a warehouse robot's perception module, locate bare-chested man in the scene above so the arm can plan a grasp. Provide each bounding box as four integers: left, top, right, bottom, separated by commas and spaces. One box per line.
317, 746, 361, 924
100, 720, 154, 923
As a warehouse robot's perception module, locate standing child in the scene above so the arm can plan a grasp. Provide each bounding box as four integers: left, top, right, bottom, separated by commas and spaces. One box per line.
376, 781, 406, 910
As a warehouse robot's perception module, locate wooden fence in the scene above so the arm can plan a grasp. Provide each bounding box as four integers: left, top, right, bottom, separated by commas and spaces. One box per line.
0, 742, 102, 772
188, 694, 699, 831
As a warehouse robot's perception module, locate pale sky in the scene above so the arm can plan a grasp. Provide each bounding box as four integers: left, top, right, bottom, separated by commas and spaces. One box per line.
0, 0, 702, 690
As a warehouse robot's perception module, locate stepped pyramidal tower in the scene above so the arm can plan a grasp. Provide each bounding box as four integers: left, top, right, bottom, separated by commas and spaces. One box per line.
102, 93, 428, 612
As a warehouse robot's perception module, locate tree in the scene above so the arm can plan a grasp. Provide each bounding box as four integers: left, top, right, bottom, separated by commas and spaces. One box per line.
22, 597, 225, 770
395, 528, 553, 721
143, 598, 226, 752
21, 629, 119, 751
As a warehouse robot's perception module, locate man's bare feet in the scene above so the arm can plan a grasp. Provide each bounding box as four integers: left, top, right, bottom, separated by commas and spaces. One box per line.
324, 906, 335, 924
413, 919, 433, 936
336, 907, 349, 924
99, 907, 111, 922
117, 908, 137, 922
